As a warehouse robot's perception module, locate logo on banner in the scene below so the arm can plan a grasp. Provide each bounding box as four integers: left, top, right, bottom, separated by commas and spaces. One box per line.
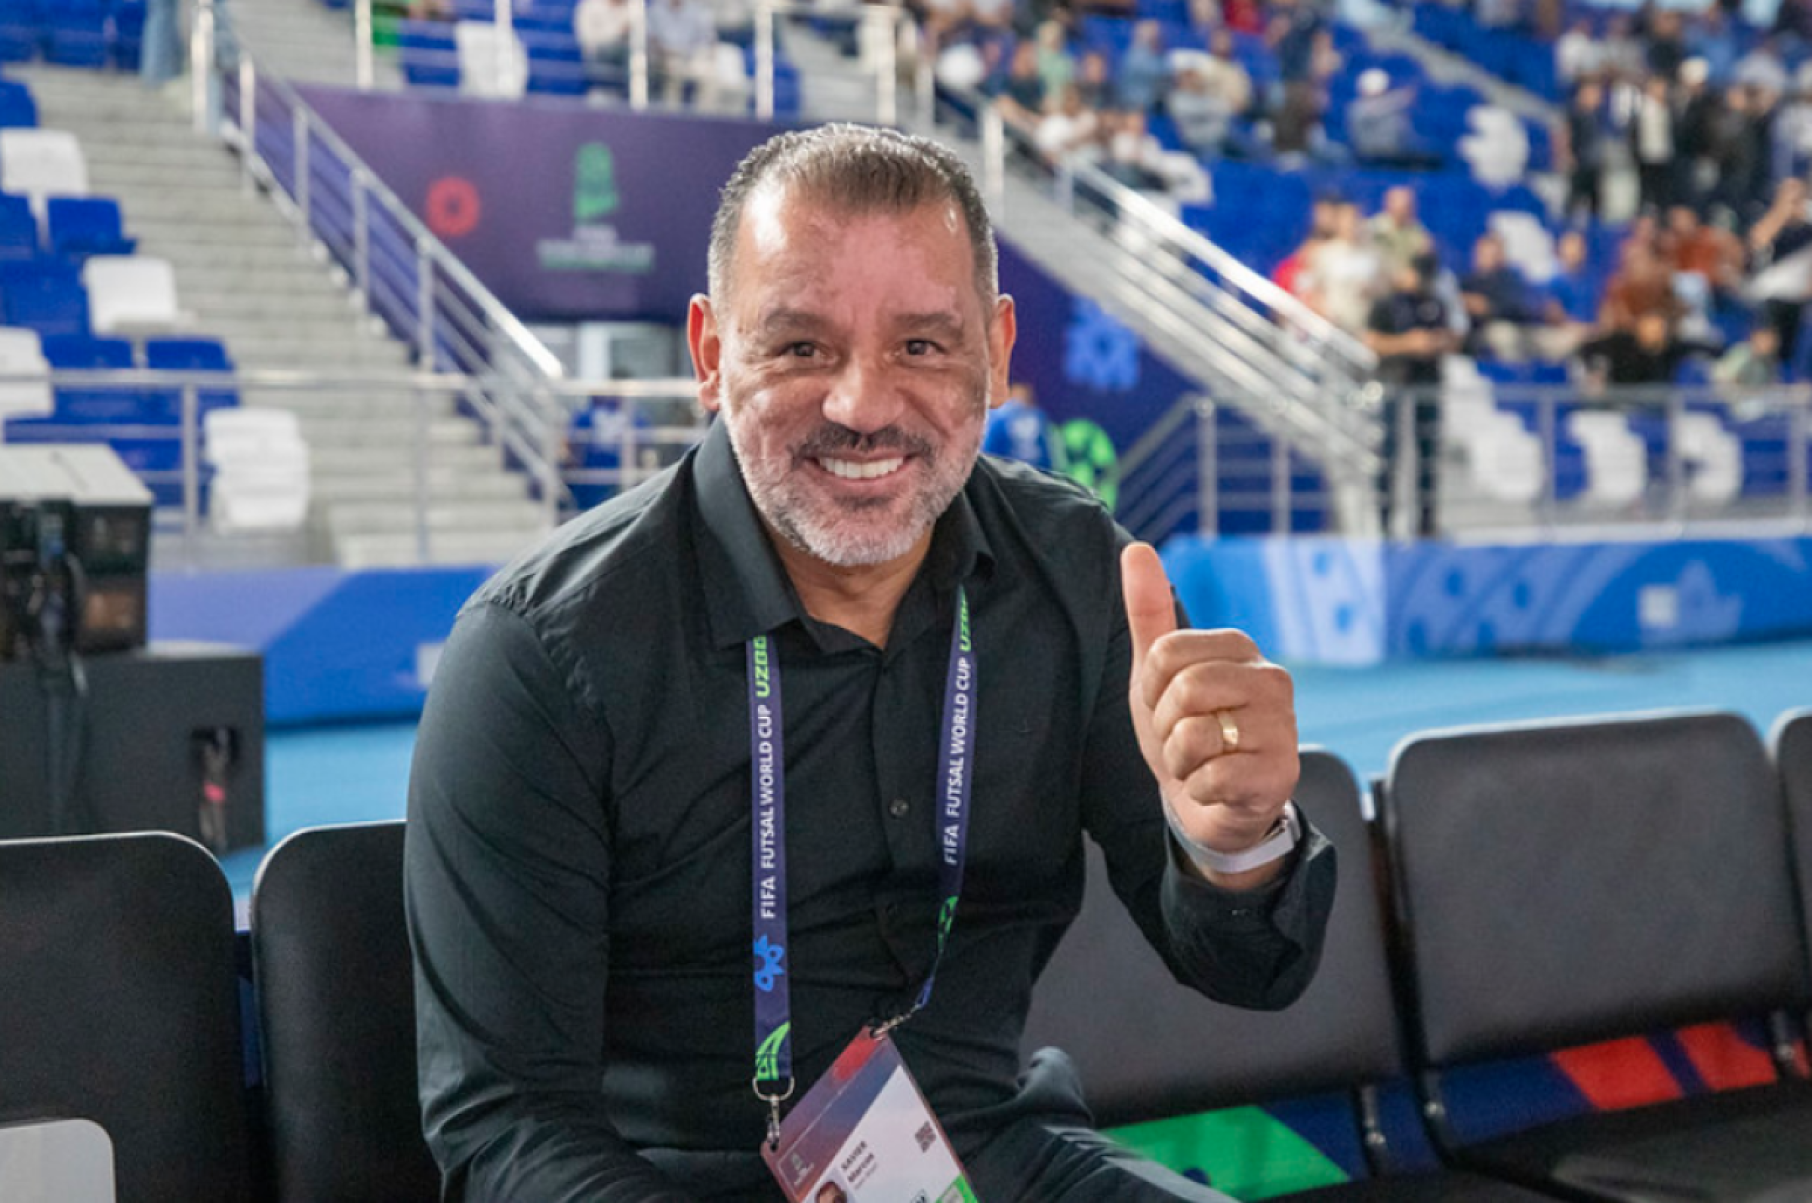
1064, 298, 1140, 392
537, 142, 656, 274
425, 176, 481, 239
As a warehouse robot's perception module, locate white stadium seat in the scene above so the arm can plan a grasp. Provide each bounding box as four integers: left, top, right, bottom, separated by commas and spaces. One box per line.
204, 408, 312, 533
0, 325, 52, 429
82, 255, 187, 335
1566, 410, 1647, 507
456, 21, 527, 98
0, 128, 89, 226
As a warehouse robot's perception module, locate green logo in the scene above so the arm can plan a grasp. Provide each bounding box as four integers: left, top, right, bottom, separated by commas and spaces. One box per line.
755, 1023, 790, 1081
575, 143, 619, 225
1060, 419, 1120, 513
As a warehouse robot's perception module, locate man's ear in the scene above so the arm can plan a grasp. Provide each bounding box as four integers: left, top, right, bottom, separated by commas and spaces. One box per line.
688, 294, 723, 413
987, 293, 1018, 410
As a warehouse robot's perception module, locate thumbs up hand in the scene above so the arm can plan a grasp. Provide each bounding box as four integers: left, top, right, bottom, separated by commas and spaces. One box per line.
1122, 543, 1300, 887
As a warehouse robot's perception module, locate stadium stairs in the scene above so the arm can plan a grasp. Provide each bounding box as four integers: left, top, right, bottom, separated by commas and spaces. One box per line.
228, 0, 403, 91
10, 63, 549, 569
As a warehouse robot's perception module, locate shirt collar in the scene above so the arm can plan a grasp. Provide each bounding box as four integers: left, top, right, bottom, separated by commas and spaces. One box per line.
692, 419, 995, 650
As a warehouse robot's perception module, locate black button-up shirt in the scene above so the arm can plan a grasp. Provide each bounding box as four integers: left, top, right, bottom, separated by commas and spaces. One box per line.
405, 421, 1334, 1201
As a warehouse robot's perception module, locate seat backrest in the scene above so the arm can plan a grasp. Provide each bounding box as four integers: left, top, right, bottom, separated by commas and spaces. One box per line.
39, 332, 133, 369
1772, 708, 1812, 958
0, 322, 50, 418
0, 831, 252, 1202
81, 254, 179, 333
146, 335, 232, 371
47, 195, 124, 248
251, 821, 441, 1203
1021, 750, 1401, 1126
0, 128, 89, 207
1382, 711, 1811, 1071
0, 261, 89, 339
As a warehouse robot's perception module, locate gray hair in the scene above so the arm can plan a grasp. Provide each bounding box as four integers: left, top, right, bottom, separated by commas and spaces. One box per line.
706, 123, 998, 305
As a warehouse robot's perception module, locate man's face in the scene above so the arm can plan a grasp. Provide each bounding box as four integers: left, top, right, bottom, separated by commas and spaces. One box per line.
690, 188, 1015, 570
1385, 187, 1414, 224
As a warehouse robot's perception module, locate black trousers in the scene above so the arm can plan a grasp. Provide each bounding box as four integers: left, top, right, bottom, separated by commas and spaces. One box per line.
1379, 392, 1442, 539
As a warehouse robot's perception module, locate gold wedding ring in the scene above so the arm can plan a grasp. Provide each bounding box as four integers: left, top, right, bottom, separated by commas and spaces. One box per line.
1215, 709, 1241, 754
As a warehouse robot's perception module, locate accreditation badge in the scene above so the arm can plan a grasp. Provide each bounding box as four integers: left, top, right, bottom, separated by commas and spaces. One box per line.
761, 1029, 977, 1203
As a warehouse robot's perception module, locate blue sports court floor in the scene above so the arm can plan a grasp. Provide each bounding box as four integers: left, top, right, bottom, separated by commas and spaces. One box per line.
218, 637, 1812, 899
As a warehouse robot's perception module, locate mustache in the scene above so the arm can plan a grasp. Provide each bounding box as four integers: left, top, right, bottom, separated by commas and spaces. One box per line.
794, 424, 933, 460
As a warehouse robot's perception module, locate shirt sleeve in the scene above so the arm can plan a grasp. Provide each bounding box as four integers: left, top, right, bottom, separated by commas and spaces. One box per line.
405, 601, 700, 1202
1076, 539, 1336, 1012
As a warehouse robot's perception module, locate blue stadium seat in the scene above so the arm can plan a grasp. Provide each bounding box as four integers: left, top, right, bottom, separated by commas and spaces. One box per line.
47, 196, 136, 260
0, 191, 38, 260
0, 259, 89, 338
41, 0, 109, 67
112, 0, 146, 69
39, 331, 148, 424
0, 78, 36, 127
396, 19, 459, 88
0, 0, 37, 61
145, 335, 239, 417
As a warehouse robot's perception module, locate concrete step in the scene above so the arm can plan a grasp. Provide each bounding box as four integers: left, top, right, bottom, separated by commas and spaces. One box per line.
223, 336, 414, 368
311, 441, 503, 476
312, 471, 529, 505
292, 413, 482, 447
185, 287, 362, 321
333, 527, 548, 570
245, 389, 457, 420
133, 216, 299, 248
71, 138, 239, 172
323, 499, 548, 535
92, 158, 247, 191
189, 308, 382, 337
124, 190, 286, 224
140, 240, 324, 273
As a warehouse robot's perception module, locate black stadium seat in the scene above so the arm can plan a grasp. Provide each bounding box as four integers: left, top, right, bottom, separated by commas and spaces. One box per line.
251, 820, 440, 1203
1773, 707, 1812, 973
1022, 749, 1559, 1200
0, 831, 252, 1202
1381, 711, 1812, 1202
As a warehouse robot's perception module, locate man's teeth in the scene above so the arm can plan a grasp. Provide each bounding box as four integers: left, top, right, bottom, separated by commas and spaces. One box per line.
819, 456, 904, 480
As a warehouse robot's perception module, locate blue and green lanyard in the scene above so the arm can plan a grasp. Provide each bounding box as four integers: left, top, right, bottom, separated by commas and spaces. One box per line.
746, 587, 977, 1147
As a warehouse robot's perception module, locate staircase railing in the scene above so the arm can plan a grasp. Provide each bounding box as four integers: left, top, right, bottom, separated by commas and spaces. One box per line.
189, 25, 574, 528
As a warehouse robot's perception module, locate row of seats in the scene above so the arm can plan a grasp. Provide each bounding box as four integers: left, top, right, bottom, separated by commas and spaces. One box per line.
2, 706, 1810, 1200
0, 0, 146, 70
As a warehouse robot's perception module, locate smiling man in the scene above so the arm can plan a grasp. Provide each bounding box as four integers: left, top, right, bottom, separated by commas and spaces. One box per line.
405, 124, 1334, 1202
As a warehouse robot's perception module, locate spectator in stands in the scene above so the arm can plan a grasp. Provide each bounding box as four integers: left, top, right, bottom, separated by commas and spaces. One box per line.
1199, 29, 1254, 114
1597, 13, 1645, 81
1644, 9, 1687, 80
1629, 75, 1678, 214
1554, 16, 1602, 89
1272, 192, 1341, 298
1735, 38, 1789, 98
1664, 204, 1744, 303
1268, 0, 1324, 84
983, 382, 1070, 469
409, 0, 454, 17
575, 0, 636, 92
1301, 200, 1383, 336
1746, 176, 1812, 366
143, 0, 238, 89
647, 0, 726, 108
1694, 7, 1741, 87
1601, 240, 1682, 332
1169, 64, 1239, 155
1033, 83, 1104, 163
1366, 253, 1456, 537
1560, 78, 1611, 221
1675, 59, 1720, 213
1710, 84, 1769, 224
1713, 323, 1783, 385
1076, 49, 1114, 110
1034, 19, 1076, 97
1366, 186, 1432, 279
1117, 20, 1170, 114
1545, 229, 1601, 327
1777, 0, 1812, 53
1100, 108, 1168, 190
1578, 310, 1716, 386
1775, 65, 1812, 184
1221, 0, 1265, 36
1347, 69, 1439, 169
991, 39, 1047, 131
1460, 231, 1539, 359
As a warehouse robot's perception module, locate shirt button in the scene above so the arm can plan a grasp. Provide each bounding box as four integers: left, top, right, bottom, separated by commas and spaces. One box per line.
888, 798, 911, 818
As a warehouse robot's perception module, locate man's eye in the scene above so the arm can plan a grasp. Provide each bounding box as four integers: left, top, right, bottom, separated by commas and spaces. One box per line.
784, 343, 817, 358
904, 339, 939, 356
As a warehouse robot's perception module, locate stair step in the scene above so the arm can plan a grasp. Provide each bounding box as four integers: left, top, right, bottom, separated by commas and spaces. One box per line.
324, 500, 549, 535
312, 472, 529, 504
92, 159, 248, 190
333, 527, 548, 570
245, 390, 457, 419
223, 339, 414, 368
293, 414, 482, 446
185, 289, 361, 320
311, 442, 503, 475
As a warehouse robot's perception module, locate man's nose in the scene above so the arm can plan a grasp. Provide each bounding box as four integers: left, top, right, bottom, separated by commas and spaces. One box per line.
821, 356, 905, 434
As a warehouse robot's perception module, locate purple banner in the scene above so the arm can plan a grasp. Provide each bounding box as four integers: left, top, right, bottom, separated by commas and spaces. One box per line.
298, 86, 791, 322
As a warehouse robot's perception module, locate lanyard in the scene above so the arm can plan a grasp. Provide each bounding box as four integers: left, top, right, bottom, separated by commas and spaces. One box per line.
747, 586, 977, 1146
